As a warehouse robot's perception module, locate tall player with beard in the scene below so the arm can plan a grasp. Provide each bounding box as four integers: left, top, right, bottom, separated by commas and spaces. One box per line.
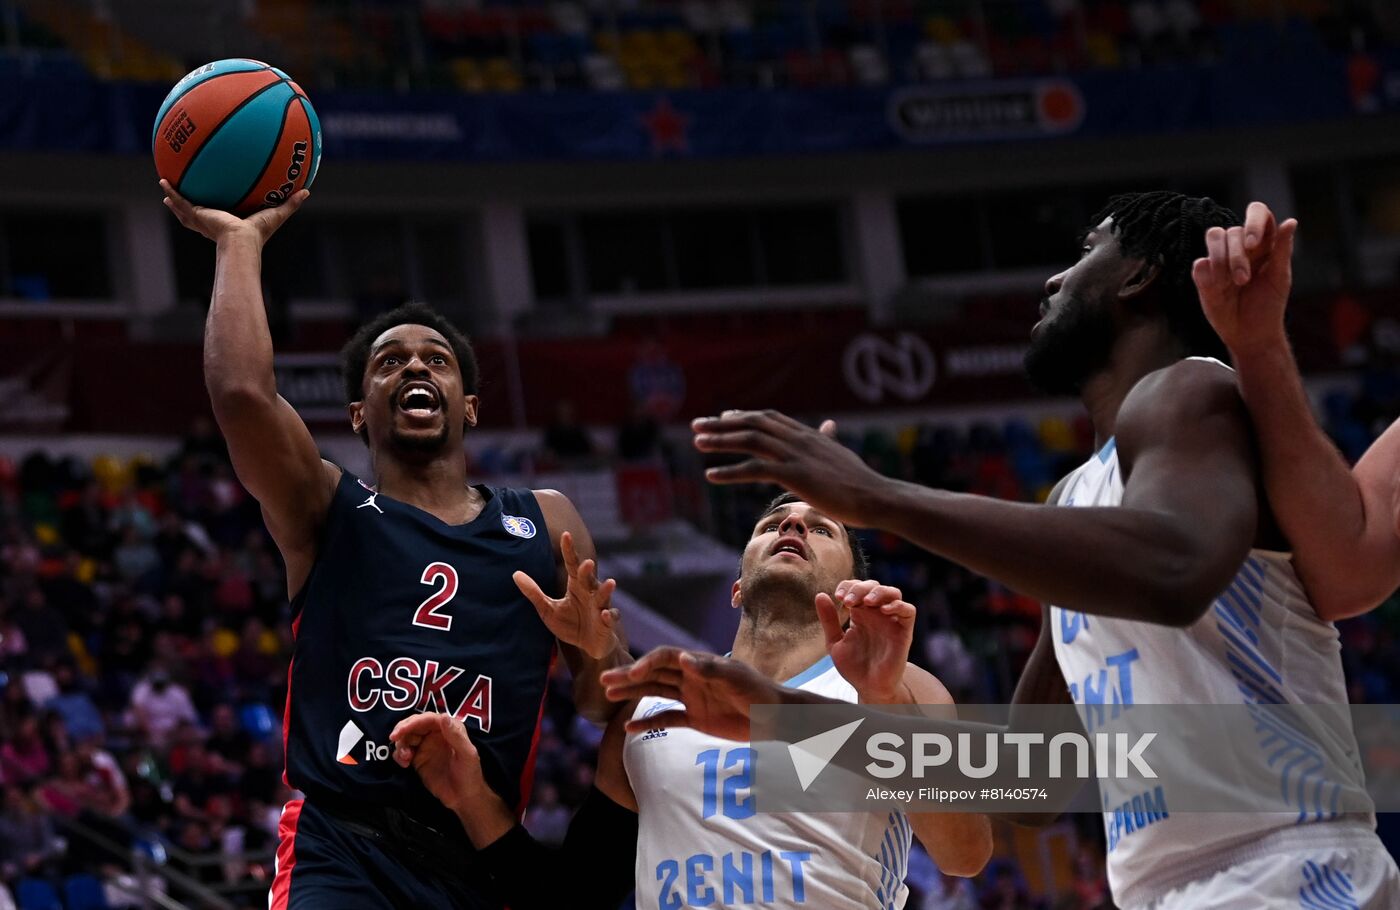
390, 493, 992, 909
160, 182, 628, 909
604, 193, 1400, 909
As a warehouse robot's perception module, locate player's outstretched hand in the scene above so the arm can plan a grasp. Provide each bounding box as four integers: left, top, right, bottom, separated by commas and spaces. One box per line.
514, 530, 620, 660
160, 178, 308, 247
1193, 200, 1298, 358
602, 646, 807, 741
817, 580, 915, 704
692, 410, 882, 527
390, 712, 500, 816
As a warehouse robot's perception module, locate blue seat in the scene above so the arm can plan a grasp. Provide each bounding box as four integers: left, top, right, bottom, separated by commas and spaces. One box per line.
15, 878, 62, 910
64, 874, 112, 910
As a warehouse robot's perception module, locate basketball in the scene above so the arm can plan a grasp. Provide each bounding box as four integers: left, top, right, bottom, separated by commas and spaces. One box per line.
152, 59, 321, 216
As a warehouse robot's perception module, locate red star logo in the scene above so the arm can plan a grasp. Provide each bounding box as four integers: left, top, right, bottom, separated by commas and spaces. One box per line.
639, 97, 689, 154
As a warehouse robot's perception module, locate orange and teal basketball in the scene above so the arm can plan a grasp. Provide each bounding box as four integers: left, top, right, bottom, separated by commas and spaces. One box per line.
152, 59, 322, 216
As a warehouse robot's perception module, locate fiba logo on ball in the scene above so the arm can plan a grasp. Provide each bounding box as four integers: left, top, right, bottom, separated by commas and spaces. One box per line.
162, 111, 197, 153
501, 515, 537, 538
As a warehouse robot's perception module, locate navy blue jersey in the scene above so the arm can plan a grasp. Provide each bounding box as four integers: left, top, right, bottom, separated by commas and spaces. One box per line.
283, 470, 559, 837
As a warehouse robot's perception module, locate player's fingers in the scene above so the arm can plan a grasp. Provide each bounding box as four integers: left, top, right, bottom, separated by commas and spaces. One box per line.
560, 531, 580, 577
159, 179, 191, 208
391, 713, 445, 743
840, 579, 879, 607
596, 577, 617, 605
512, 570, 556, 617
602, 646, 686, 685
1271, 219, 1298, 277
577, 558, 599, 592
862, 584, 904, 606
609, 682, 684, 704
818, 419, 838, 437
1243, 201, 1273, 251
1192, 257, 1216, 296
624, 710, 693, 735
704, 460, 780, 485
1204, 227, 1231, 287
601, 606, 620, 628
440, 719, 478, 758
815, 593, 843, 648
693, 429, 788, 460
693, 409, 803, 437
1225, 226, 1250, 285
876, 599, 917, 621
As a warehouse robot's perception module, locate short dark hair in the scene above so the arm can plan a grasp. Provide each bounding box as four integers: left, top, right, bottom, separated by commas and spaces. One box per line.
1092, 192, 1241, 360
758, 491, 870, 580
340, 301, 479, 404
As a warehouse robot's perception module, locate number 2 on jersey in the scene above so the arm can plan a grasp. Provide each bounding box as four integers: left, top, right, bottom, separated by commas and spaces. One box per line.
698, 748, 755, 820
413, 562, 458, 631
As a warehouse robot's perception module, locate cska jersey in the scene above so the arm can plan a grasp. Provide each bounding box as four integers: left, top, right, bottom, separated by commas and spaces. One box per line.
282, 470, 560, 838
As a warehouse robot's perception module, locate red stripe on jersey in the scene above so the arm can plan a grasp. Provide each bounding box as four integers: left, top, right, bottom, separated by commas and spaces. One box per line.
281, 613, 302, 788
514, 649, 558, 818
269, 799, 303, 910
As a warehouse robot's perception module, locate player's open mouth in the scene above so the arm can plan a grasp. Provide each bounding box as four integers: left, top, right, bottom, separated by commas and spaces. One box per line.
769, 537, 809, 561
397, 382, 441, 418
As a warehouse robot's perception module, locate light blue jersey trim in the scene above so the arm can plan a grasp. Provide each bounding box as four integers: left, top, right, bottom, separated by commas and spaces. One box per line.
784, 654, 835, 688
1097, 437, 1117, 463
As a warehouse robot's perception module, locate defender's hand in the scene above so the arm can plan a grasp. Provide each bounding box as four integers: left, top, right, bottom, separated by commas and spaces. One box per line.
1193, 201, 1298, 358
160, 179, 308, 246
602, 647, 796, 741
514, 530, 620, 660
692, 410, 883, 527
818, 580, 916, 704
390, 713, 493, 815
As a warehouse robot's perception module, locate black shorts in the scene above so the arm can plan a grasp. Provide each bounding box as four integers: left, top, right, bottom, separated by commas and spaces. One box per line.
270, 798, 502, 910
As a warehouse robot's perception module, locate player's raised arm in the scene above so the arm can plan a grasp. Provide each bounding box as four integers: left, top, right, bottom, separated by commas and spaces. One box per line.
692, 387, 1256, 627
817, 581, 992, 876
162, 181, 336, 594
529, 491, 629, 724
1195, 202, 1400, 619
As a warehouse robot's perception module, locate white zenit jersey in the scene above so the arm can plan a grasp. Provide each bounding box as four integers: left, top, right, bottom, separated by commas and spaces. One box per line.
1049, 361, 1376, 908
625, 656, 913, 910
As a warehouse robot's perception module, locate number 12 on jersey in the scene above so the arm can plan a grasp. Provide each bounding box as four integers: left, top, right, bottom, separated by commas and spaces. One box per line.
698, 748, 755, 820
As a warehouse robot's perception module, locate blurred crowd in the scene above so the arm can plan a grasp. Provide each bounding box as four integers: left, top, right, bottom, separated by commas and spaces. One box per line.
10, 0, 1400, 95
0, 421, 291, 908
1, 358, 1398, 908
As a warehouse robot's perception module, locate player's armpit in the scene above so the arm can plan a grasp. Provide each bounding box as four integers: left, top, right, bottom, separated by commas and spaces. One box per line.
1113, 358, 1260, 626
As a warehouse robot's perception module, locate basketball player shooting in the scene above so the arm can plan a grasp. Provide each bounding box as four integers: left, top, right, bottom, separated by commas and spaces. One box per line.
389, 493, 992, 909
1193, 202, 1400, 621
604, 193, 1400, 909
160, 180, 628, 910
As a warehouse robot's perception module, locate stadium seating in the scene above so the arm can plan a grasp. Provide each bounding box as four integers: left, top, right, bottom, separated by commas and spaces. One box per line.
2, 0, 1395, 93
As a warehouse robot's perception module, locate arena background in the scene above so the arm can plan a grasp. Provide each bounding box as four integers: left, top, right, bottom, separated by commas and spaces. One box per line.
0, 0, 1398, 907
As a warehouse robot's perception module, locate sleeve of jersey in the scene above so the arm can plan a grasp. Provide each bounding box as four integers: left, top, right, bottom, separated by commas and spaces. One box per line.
477, 786, 638, 909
